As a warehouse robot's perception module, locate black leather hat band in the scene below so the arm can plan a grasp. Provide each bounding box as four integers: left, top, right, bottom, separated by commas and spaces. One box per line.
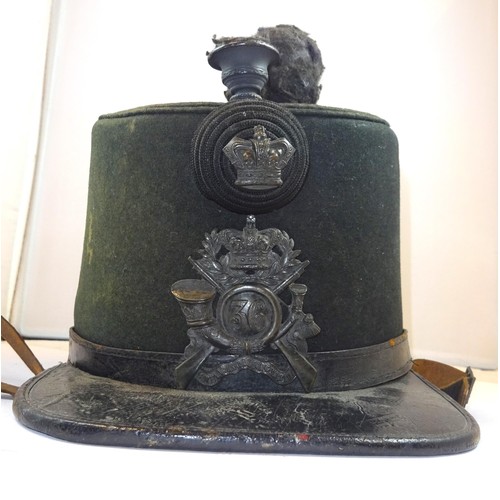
69, 328, 411, 392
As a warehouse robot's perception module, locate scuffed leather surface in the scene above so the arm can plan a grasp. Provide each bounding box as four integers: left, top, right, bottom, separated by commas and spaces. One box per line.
69, 328, 412, 392
13, 364, 479, 455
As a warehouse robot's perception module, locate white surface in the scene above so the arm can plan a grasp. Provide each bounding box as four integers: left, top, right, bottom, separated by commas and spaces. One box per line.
1, 340, 499, 499
2, 0, 497, 368
0, 0, 52, 316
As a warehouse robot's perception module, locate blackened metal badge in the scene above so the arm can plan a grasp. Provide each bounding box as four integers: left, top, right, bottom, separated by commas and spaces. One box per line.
172, 215, 320, 391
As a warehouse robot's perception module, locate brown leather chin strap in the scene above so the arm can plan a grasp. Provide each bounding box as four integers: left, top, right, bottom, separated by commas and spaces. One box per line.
1, 316, 44, 395
412, 359, 476, 407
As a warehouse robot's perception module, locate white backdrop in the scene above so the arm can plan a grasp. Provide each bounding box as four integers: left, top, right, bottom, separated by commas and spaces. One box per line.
2, 0, 497, 368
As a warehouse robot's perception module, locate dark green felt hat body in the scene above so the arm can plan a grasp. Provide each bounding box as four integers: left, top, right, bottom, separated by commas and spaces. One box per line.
75, 103, 402, 354
13, 101, 479, 455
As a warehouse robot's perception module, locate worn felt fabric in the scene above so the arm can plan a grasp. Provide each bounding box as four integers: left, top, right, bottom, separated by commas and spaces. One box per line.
74, 102, 402, 353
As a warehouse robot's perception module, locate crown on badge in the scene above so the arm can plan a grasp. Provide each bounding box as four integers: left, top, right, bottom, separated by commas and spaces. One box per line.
223, 125, 296, 190
225, 215, 273, 270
